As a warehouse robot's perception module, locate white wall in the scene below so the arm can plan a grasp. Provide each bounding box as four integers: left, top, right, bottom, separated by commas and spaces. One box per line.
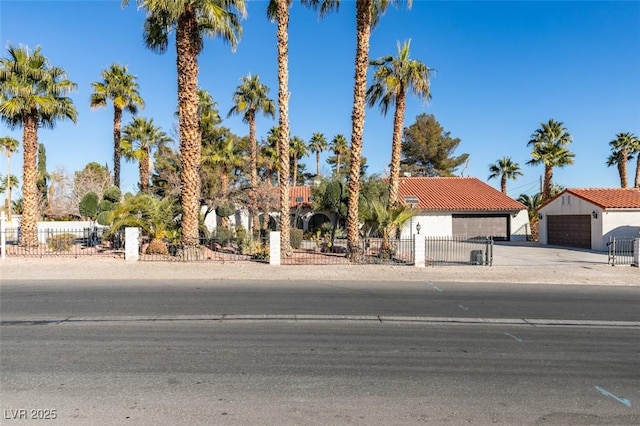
539, 193, 640, 250
510, 210, 531, 241
601, 210, 640, 251
400, 213, 452, 239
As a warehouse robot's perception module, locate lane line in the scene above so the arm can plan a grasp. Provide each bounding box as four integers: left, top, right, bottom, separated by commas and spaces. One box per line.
595, 386, 632, 408
1, 316, 639, 328
504, 332, 523, 342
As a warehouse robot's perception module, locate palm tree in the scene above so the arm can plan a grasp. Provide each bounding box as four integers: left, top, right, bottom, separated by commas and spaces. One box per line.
517, 193, 542, 222
330, 134, 348, 178
227, 73, 275, 233
607, 132, 639, 188
228, 74, 275, 190
265, 126, 281, 183
631, 134, 640, 188
203, 135, 242, 227
488, 156, 523, 194
289, 136, 308, 185
308, 132, 327, 179
360, 199, 416, 259
366, 39, 432, 206
121, 117, 172, 194
526, 119, 574, 203
0, 45, 77, 247
124, 0, 246, 247
345, 0, 412, 261
0, 136, 19, 219
90, 64, 144, 189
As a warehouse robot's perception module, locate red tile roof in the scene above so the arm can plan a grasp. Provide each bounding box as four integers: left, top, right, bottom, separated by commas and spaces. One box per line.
547, 188, 640, 209
289, 186, 312, 207
398, 177, 526, 211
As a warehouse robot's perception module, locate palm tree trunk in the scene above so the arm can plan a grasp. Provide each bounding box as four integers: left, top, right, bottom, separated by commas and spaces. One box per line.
6, 153, 12, 220
19, 114, 40, 247
220, 166, 230, 228
276, 0, 292, 253
336, 155, 341, 178
177, 8, 202, 246
501, 175, 507, 193
248, 111, 260, 234
292, 155, 298, 186
346, 0, 372, 262
543, 165, 553, 203
113, 107, 122, 188
316, 151, 321, 178
617, 160, 626, 188
620, 150, 628, 188
388, 90, 406, 207
635, 155, 640, 188
140, 148, 150, 193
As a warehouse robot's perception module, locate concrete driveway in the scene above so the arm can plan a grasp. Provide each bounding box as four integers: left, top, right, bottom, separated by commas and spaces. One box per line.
493, 241, 612, 266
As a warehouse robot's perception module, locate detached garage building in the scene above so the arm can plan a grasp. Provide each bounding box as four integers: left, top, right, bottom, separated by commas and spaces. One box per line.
538, 188, 640, 251
397, 177, 530, 241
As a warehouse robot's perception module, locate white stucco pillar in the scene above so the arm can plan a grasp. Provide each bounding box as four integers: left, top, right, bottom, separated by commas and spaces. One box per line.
414, 234, 426, 267
0, 211, 6, 260
633, 238, 639, 268
125, 227, 139, 262
270, 231, 281, 266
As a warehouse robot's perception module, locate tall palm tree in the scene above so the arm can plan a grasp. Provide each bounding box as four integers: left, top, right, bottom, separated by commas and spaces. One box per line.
228, 74, 275, 190
121, 117, 172, 193
289, 135, 308, 185
330, 134, 348, 178
124, 0, 247, 246
526, 119, 574, 203
345, 0, 412, 261
228, 73, 275, 233
0, 136, 19, 219
308, 132, 327, 179
488, 156, 523, 194
90, 64, 144, 189
366, 39, 432, 206
0, 45, 77, 247
607, 132, 639, 188
203, 135, 242, 228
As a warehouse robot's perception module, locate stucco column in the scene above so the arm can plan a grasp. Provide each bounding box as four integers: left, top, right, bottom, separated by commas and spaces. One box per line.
1, 211, 6, 260
270, 231, 281, 266
414, 234, 425, 267
125, 227, 139, 262
633, 238, 639, 268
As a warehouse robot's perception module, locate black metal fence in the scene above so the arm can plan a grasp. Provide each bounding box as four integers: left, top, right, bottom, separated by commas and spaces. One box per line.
2, 227, 124, 258
139, 232, 269, 263
425, 236, 493, 266
607, 236, 636, 266
281, 237, 414, 265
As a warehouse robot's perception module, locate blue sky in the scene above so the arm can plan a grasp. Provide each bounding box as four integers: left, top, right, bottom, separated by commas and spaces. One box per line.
1, 0, 639, 198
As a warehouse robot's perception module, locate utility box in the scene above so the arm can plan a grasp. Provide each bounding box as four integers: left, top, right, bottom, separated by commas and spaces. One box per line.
470, 250, 484, 265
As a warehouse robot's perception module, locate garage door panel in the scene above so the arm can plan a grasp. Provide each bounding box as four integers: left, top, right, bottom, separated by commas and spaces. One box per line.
547, 215, 591, 249
452, 215, 508, 240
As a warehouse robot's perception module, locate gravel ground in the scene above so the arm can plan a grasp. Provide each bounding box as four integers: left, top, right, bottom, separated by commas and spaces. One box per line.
1, 244, 638, 286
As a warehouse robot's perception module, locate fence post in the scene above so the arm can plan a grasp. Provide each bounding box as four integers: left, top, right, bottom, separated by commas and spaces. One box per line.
0, 211, 6, 260
633, 238, 639, 268
270, 231, 281, 266
414, 234, 425, 267
124, 227, 139, 262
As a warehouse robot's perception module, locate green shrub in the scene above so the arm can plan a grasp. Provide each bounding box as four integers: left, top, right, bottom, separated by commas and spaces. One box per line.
99, 200, 114, 212
103, 186, 122, 203
290, 229, 303, 249
215, 202, 235, 218
79, 192, 99, 220
213, 227, 234, 246
47, 233, 76, 252
96, 211, 112, 226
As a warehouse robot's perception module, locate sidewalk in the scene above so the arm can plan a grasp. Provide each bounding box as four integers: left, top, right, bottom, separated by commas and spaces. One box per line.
1, 255, 638, 285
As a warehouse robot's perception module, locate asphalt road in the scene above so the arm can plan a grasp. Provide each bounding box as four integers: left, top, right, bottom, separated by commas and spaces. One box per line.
2, 321, 639, 425
1, 279, 640, 322
2, 280, 639, 425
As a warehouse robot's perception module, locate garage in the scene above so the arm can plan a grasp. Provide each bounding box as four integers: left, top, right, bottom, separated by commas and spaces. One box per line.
452, 215, 509, 240
547, 215, 591, 249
